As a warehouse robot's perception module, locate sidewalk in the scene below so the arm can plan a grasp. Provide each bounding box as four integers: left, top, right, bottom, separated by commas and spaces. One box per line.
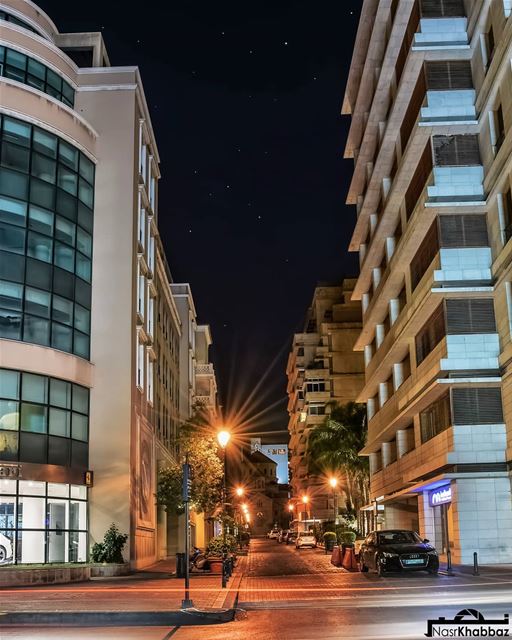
0, 555, 247, 627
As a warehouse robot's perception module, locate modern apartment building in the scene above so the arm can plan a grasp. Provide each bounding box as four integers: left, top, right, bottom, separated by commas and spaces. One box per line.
286, 281, 364, 523
0, 0, 210, 570
345, 0, 512, 563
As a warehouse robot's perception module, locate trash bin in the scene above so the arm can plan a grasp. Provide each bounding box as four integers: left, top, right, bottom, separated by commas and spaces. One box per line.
176, 552, 186, 578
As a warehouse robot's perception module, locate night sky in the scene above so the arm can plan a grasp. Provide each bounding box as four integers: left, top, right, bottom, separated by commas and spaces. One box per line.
39, 0, 360, 440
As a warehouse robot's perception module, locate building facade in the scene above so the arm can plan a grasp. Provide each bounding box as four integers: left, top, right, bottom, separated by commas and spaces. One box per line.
345, 0, 512, 563
286, 281, 364, 522
0, 0, 208, 569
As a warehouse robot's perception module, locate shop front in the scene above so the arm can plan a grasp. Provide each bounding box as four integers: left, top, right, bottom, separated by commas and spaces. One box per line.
0, 468, 88, 565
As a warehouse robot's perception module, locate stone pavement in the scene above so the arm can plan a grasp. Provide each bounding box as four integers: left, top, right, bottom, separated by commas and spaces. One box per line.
0, 556, 244, 614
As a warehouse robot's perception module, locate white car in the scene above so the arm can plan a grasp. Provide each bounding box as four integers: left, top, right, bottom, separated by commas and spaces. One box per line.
268, 529, 280, 539
295, 531, 317, 549
0, 532, 13, 563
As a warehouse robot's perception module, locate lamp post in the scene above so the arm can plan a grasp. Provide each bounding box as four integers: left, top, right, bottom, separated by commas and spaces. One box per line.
288, 503, 294, 526
217, 429, 231, 588
301, 495, 309, 532
329, 477, 338, 526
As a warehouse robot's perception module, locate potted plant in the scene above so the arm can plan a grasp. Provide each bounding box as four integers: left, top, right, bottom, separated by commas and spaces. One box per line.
90, 523, 130, 577
338, 530, 356, 550
206, 534, 238, 574
323, 531, 337, 552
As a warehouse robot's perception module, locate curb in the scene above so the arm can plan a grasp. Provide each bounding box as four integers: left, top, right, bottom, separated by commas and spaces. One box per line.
0, 608, 236, 627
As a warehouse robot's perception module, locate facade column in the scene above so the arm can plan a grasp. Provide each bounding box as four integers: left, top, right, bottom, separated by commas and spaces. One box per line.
364, 344, 373, 367
392, 362, 404, 391
369, 451, 381, 474
378, 381, 388, 407
359, 243, 367, 266
385, 236, 396, 262
389, 298, 400, 325
372, 267, 382, 290
375, 323, 385, 348
381, 441, 396, 467
396, 428, 410, 458
370, 213, 378, 237
367, 397, 376, 421
362, 292, 370, 314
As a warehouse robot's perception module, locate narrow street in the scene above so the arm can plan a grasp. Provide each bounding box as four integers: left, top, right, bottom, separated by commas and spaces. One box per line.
3, 538, 512, 639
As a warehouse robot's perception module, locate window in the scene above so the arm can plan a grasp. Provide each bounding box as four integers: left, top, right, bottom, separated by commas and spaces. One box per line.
0, 115, 94, 358
0, 46, 74, 107
419, 0, 465, 17
0, 481, 87, 565
147, 355, 153, 404
433, 135, 481, 166
438, 215, 488, 247
137, 267, 145, 318
0, 369, 89, 467
452, 387, 503, 424
0, 9, 45, 36
503, 189, 512, 244
137, 341, 145, 389
415, 304, 445, 365
308, 404, 325, 415
494, 104, 506, 152
410, 220, 439, 290
420, 393, 451, 443
305, 379, 325, 393
425, 61, 473, 90
445, 298, 496, 334
485, 26, 496, 67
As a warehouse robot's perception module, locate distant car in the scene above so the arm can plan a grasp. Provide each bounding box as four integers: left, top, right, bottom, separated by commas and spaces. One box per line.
268, 529, 280, 539
295, 531, 317, 549
359, 529, 439, 577
286, 531, 297, 545
0, 532, 13, 564
278, 529, 289, 543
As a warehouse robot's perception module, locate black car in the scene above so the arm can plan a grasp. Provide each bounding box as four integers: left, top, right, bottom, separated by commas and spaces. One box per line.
359, 529, 439, 576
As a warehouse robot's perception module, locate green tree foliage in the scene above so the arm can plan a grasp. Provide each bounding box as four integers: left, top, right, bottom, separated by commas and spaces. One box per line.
157, 404, 223, 515
307, 402, 369, 513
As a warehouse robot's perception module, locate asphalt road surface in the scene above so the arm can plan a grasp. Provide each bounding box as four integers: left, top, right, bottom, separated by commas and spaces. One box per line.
3, 538, 512, 639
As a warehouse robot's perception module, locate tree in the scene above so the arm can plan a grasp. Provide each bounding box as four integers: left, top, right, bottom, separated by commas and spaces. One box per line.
156, 404, 224, 515
307, 402, 369, 515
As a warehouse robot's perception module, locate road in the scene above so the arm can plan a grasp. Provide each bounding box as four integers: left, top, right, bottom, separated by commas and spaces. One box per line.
3, 538, 512, 639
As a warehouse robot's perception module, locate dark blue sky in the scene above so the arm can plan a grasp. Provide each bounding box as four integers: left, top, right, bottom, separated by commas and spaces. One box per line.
39, 0, 360, 438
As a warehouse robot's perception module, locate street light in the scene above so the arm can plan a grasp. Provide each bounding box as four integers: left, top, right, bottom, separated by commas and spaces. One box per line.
217, 428, 231, 588
329, 477, 338, 525
235, 486, 245, 497
301, 495, 309, 532
288, 502, 294, 527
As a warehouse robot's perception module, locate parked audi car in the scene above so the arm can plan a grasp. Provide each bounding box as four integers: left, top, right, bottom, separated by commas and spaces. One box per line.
295, 531, 317, 549
359, 529, 439, 576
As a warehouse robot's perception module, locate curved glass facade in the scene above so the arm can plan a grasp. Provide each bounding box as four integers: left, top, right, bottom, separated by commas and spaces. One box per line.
0, 115, 94, 359
0, 10, 45, 38
0, 45, 75, 107
0, 480, 87, 565
0, 368, 89, 468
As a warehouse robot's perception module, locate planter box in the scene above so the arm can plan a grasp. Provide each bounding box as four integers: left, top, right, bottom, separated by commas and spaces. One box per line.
208, 558, 223, 575
0, 564, 90, 587
90, 562, 131, 578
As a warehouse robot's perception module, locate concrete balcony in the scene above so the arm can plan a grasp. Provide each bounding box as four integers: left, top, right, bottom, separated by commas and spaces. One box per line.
304, 390, 331, 403
413, 18, 468, 49
427, 166, 484, 205
434, 247, 492, 284
420, 90, 476, 125
195, 363, 214, 375
440, 334, 500, 372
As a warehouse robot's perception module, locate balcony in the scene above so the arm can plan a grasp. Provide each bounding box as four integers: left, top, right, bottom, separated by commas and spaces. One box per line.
420, 90, 476, 125
434, 247, 492, 285
413, 18, 468, 49
426, 166, 484, 205
440, 334, 500, 372
195, 363, 214, 375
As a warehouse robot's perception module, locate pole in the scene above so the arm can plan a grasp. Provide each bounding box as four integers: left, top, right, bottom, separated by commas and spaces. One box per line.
182, 457, 193, 609
443, 503, 454, 576
222, 447, 228, 589
333, 487, 336, 526
473, 551, 479, 576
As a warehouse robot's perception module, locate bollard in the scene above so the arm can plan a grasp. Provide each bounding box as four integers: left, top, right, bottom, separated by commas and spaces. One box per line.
446, 547, 454, 576
473, 551, 480, 576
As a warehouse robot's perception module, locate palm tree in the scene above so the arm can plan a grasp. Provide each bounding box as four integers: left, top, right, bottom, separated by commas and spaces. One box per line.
307, 402, 369, 516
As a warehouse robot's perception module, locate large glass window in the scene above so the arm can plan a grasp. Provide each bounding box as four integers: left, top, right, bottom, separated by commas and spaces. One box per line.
0, 481, 87, 565
0, 45, 74, 107
0, 369, 89, 467
0, 115, 94, 358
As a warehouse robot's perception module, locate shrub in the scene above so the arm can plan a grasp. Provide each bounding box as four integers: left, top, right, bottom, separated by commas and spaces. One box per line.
207, 534, 238, 556
338, 530, 356, 546
323, 531, 337, 541
90, 523, 128, 563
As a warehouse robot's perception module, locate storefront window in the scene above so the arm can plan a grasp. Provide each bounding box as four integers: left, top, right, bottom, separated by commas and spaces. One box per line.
0, 481, 87, 565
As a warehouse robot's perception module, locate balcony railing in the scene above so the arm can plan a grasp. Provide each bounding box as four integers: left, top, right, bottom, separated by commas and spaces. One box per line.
420, 90, 476, 124
413, 17, 468, 49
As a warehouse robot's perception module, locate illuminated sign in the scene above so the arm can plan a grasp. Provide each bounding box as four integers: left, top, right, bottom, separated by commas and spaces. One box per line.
429, 485, 452, 507
0, 464, 21, 479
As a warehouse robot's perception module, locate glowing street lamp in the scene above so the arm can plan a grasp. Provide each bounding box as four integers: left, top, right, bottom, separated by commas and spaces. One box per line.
329, 477, 338, 524
216, 428, 231, 588
301, 495, 309, 531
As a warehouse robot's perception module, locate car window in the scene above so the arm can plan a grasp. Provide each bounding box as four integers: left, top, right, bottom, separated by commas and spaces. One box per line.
377, 531, 422, 545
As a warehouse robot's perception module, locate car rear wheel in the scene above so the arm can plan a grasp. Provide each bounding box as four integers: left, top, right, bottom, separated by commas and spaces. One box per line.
0, 546, 6, 563
428, 567, 439, 575
360, 557, 368, 573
